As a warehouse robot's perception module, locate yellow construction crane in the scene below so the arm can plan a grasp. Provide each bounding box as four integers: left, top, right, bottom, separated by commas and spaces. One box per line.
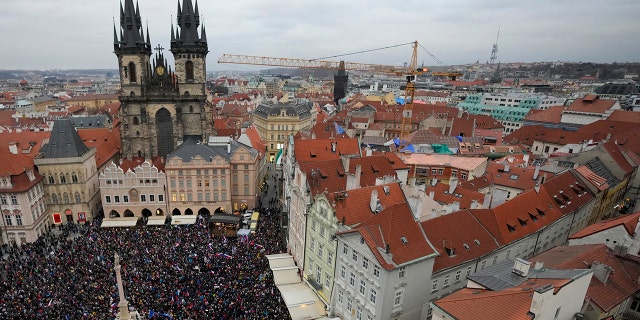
218, 41, 429, 150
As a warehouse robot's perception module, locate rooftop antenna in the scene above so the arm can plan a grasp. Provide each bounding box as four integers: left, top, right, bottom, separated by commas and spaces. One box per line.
489, 26, 500, 65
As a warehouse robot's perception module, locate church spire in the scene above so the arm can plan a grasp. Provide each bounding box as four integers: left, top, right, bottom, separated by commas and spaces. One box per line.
146, 25, 151, 46
173, 0, 205, 47
201, 24, 207, 44
170, 22, 176, 43
116, 0, 150, 53
113, 21, 119, 49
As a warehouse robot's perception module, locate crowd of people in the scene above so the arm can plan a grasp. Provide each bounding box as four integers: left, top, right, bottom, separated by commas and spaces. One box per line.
0, 206, 291, 319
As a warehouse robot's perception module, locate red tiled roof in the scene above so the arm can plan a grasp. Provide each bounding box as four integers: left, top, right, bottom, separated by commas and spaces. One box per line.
574, 165, 610, 190
569, 211, 640, 239
77, 127, 121, 168
534, 244, 640, 312
99, 102, 121, 117
422, 209, 499, 272
294, 137, 359, 163
602, 140, 634, 174
341, 200, 437, 270
470, 188, 563, 245
424, 182, 486, 209
381, 152, 409, 170
299, 155, 397, 196
245, 126, 266, 156
482, 162, 549, 191
523, 105, 565, 124
540, 170, 594, 215
606, 110, 640, 124
0, 131, 49, 158
565, 94, 617, 114
333, 183, 406, 228
577, 120, 639, 142
434, 278, 572, 320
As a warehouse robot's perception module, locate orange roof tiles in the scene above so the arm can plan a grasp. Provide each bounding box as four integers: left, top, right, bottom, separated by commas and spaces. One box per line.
565, 94, 618, 114
574, 165, 610, 191
434, 278, 572, 320
340, 199, 437, 270
333, 183, 406, 227
470, 188, 563, 245
523, 105, 565, 124
569, 211, 640, 239
293, 137, 359, 163
540, 171, 594, 215
424, 182, 486, 209
77, 127, 121, 168
300, 155, 397, 196
245, 126, 266, 156
421, 209, 499, 272
606, 110, 640, 124
534, 244, 640, 312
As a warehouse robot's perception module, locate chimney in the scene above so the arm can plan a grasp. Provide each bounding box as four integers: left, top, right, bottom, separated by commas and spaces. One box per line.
449, 177, 458, 194
534, 261, 544, 270
503, 163, 510, 172
8, 142, 18, 155
428, 191, 435, 199
530, 284, 555, 317
346, 165, 362, 191
365, 147, 372, 156
470, 199, 479, 209
331, 142, 336, 153
369, 189, 380, 213
523, 154, 530, 167
457, 107, 463, 118
534, 180, 541, 194
533, 165, 540, 180
431, 178, 438, 187
483, 193, 492, 209
227, 141, 231, 154
311, 131, 316, 139
591, 261, 612, 284
341, 155, 350, 174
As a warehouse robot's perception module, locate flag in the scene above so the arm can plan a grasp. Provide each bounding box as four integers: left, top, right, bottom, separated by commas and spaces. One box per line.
334, 122, 345, 134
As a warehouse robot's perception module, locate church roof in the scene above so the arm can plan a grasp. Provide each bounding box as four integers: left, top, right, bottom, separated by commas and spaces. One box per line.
38, 119, 89, 159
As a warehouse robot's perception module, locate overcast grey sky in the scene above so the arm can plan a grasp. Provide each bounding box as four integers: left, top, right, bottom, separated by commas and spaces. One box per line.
1, 0, 639, 70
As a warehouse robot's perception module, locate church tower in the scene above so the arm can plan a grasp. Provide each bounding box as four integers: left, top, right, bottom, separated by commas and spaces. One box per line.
114, 0, 151, 97
170, 0, 211, 143
115, 0, 212, 159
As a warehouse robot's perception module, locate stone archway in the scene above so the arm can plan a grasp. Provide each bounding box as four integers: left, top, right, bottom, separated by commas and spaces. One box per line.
155, 208, 164, 216
214, 207, 226, 214
109, 210, 120, 218
185, 208, 194, 215
124, 209, 134, 217
198, 208, 210, 216
141, 208, 152, 217
172, 208, 181, 215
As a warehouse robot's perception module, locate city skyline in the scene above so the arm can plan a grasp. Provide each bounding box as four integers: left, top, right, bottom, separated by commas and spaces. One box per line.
1, 0, 639, 70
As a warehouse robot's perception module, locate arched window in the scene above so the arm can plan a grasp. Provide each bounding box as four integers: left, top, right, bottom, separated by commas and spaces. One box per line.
48, 175, 55, 184
63, 193, 69, 204
133, 116, 139, 125
59, 173, 66, 184
185, 60, 194, 80
74, 192, 81, 203
128, 62, 137, 83
71, 172, 78, 183
51, 193, 58, 204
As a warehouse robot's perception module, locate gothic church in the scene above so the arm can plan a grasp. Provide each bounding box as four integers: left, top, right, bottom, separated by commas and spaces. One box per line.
114, 0, 213, 159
